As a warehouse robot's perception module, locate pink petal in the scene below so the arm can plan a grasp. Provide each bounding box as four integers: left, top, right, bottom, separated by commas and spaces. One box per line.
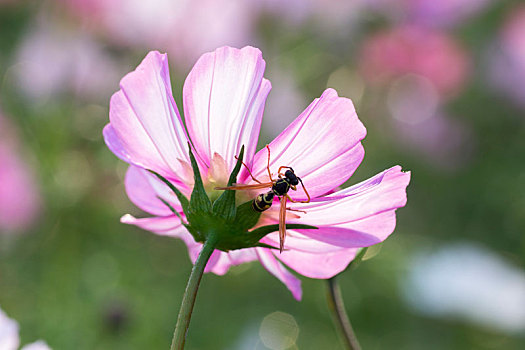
104, 51, 191, 182
121, 215, 229, 275
248, 88, 366, 199
228, 248, 259, 265
289, 166, 410, 225
296, 211, 398, 248
184, 248, 229, 275
260, 231, 349, 253
0, 141, 40, 233
184, 246, 227, 276
120, 214, 190, 240
204, 250, 232, 275
256, 248, 302, 300
124, 166, 186, 217
275, 248, 359, 279
190, 248, 258, 276
122, 212, 257, 276
183, 46, 271, 173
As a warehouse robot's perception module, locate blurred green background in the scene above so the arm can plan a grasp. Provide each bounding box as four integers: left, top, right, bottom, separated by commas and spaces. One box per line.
1, 0, 524, 349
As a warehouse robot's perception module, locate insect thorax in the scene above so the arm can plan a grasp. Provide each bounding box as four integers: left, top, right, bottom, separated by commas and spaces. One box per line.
272, 179, 290, 196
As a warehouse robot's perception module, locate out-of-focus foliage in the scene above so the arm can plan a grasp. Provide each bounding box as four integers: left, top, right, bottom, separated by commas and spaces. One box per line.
0, 0, 524, 349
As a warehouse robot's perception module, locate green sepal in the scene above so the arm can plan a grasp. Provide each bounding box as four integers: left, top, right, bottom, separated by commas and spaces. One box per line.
348, 247, 368, 271
156, 196, 184, 221
255, 243, 279, 250
155, 196, 195, 233
148, 170, 190, 214
212, 145, 245, 221
187, 142, 211, 214
184, 223, 205, 243
232, 200, 261, 232
213, 223, 317, 251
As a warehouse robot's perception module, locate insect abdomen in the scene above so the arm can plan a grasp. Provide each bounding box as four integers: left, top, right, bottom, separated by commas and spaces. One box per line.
252, 192, 275, 212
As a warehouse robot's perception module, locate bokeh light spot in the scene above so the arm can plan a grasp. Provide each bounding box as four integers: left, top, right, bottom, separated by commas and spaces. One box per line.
259, 311, 299, 350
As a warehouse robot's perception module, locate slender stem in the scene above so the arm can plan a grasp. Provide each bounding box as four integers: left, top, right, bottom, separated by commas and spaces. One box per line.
171, 234, 218, 350
327, 276, 361, 350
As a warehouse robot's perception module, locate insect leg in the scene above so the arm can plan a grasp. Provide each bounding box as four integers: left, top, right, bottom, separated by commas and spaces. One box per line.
214, 182, 273, 191
286, 207, 307, 214
265, 145, 274, 182
279, 195, 288, 253
286, 191, 311, 204
277, 166, 294, 177
298, 178, 311, 203
235, 155, 262, 184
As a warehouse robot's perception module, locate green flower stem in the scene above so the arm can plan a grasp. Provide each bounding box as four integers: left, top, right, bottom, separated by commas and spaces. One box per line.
171, 234, 218, 350
327, 276, 361, 350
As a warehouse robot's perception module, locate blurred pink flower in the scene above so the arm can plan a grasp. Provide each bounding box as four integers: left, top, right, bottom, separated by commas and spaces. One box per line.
0, 113, 40, 234
0, 306, 51, 350
104, 46, 410, 299
61, 0, 258, 70
359, 25, 470, 99
368, 0, 492, 28
13, 17, 122, 102
391, 111, 474, 170
487, 5, 525, 108
379, 74, 475, 170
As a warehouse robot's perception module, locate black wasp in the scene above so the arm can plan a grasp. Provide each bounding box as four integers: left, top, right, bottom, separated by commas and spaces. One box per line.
215, 145, 310, 252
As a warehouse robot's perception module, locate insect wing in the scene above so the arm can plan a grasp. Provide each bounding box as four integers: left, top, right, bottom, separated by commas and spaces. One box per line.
214, 182, 273, 191
279, 195, 288, 253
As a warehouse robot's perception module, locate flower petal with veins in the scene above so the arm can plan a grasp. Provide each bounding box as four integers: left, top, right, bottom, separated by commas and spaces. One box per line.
275, 247, 359, 279
184, 46, 271, 172
249, 88, 366, 199
104, 51, 191, 182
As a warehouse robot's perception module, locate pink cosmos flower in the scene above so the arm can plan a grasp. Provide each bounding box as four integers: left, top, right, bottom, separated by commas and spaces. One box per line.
0, 113, 40, 234
383, 74, 475, 170
359, 25, 470, 99
13, 16, 122, 102
0, 306, 51, 350
103, 46, 410, 300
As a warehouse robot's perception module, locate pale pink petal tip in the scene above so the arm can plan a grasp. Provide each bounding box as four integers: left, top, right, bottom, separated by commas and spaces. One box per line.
105, 50, 190, 182
183, 46, 270, 172
120, 214, 185, 238
257, 249, 302, 300
288, 166, 410, 249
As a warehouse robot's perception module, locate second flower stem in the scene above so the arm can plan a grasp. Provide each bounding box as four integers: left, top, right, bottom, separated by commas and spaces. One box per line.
171, 234, 218, 350
327, 276, 362, 350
